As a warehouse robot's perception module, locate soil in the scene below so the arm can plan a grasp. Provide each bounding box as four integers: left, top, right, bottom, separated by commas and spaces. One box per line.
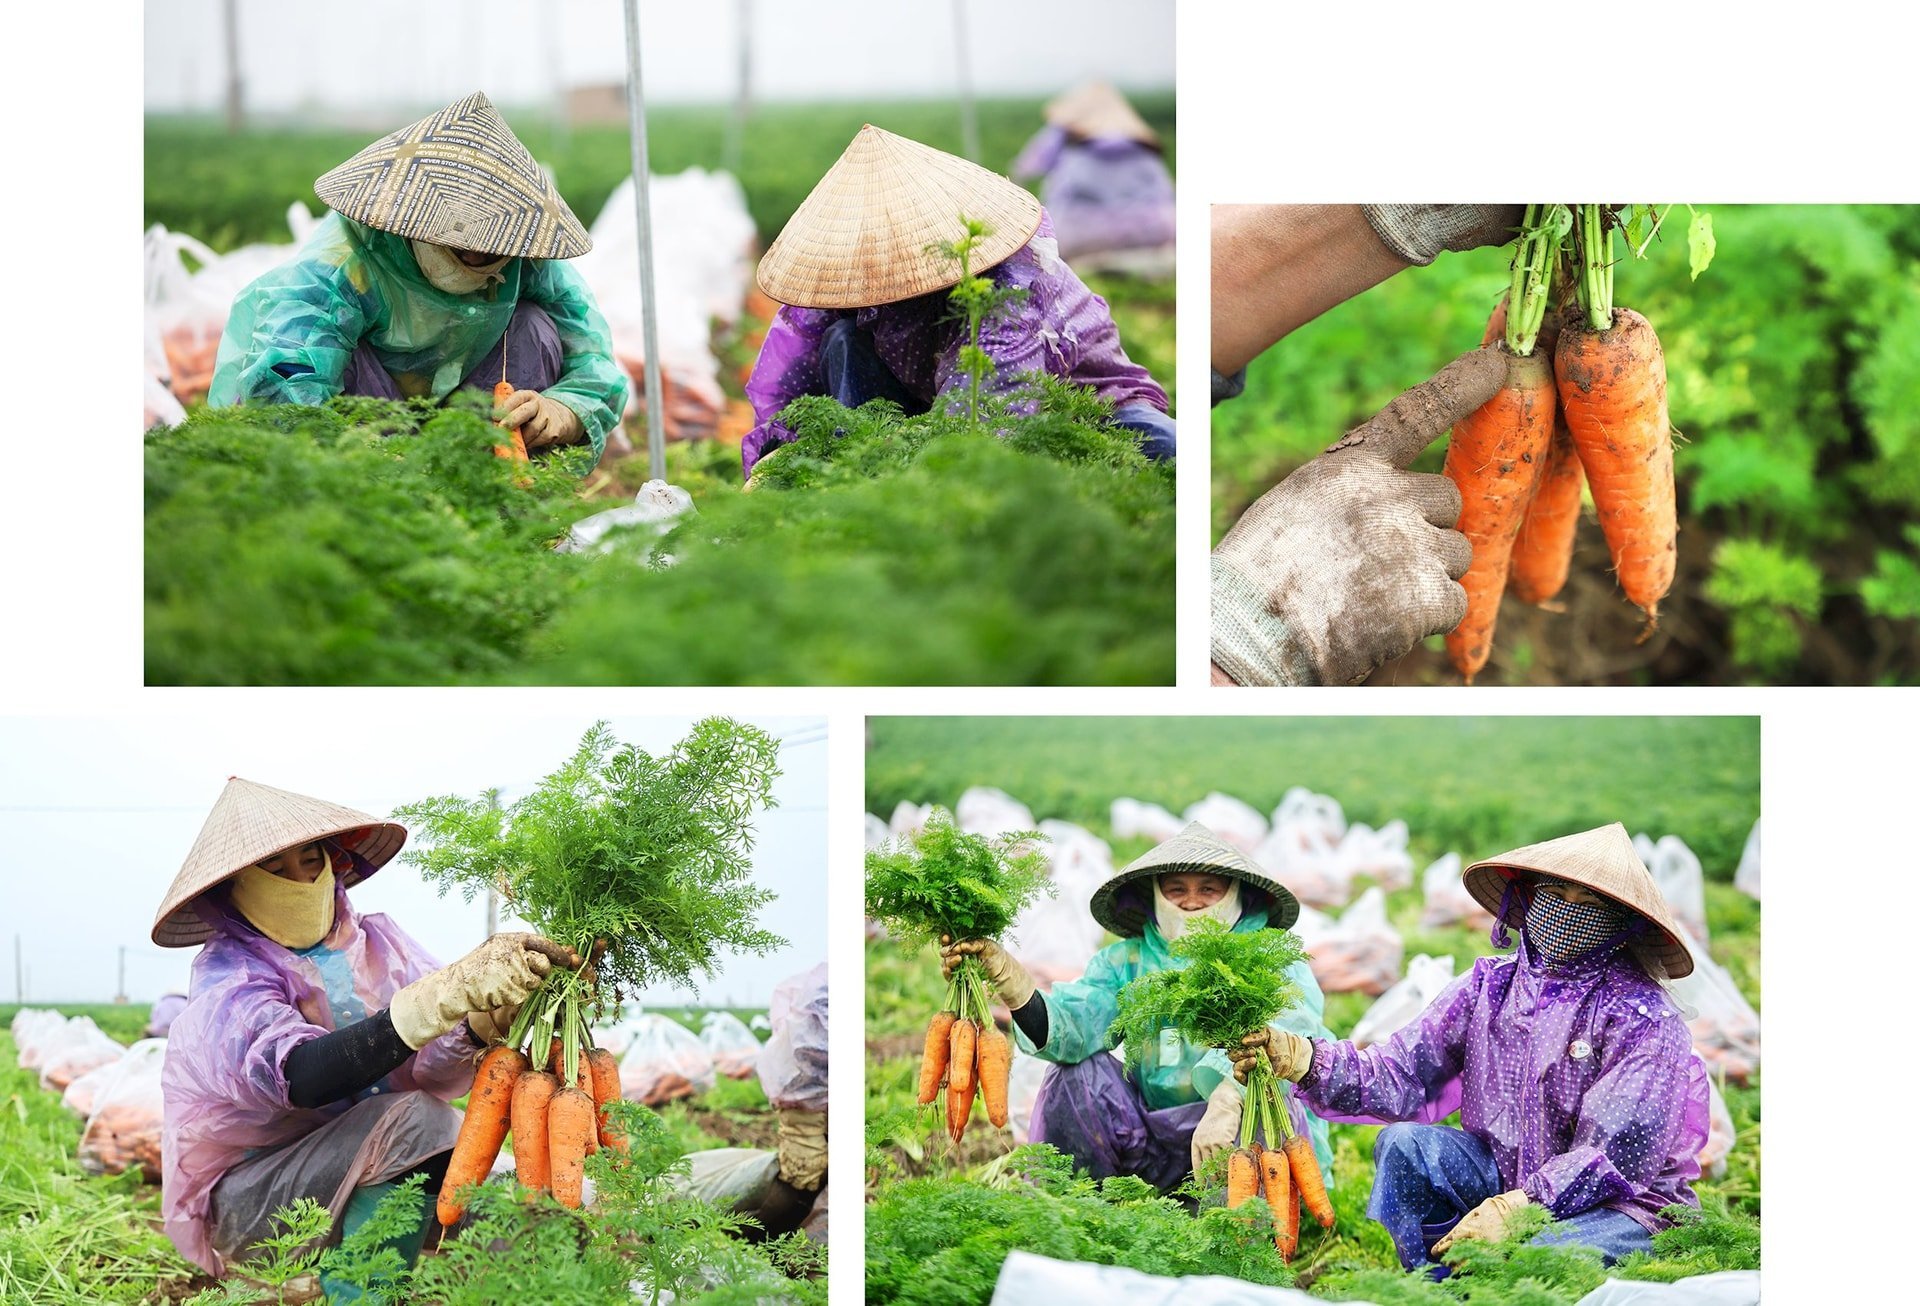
686, 1105, 781, 1152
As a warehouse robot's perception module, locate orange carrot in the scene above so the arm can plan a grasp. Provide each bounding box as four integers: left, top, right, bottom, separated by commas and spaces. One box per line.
946, 1018, 978, 1144
437, 1045, 528, 1228
1555, 306, 1675, 626
492, 380, 528, 461
1442, 347, 1557, 682
1261, 1144, 1296, 1259
1284, 1133, 1334, 1229
1226, 1146, 1258, 1209
1508, 415, 1585, 605
547, 1085, 596, 1209
585, 1048, 627, 1154
976, 1023, 1011, 1129
918, 1011, 956, 1106
1279, 1178, 1302, 1260
510, 1070, 559, 1195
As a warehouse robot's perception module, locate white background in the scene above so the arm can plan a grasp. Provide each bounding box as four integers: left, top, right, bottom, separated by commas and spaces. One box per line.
4, 0, 1916, 1299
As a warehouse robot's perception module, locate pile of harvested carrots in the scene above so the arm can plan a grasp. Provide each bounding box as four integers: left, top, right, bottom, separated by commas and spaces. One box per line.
1226, 1057, 1334, 1261
917, 958, 1011, 1144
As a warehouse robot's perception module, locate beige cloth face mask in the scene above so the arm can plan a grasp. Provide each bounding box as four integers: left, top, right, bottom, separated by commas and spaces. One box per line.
229, 849, 337, 949
1153, 878, 1243, 942
411, 240, 510, 295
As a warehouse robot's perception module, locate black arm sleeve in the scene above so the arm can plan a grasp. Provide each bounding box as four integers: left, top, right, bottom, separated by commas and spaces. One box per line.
1010, 992, 1048, 1048
282, 1009, 417, 1110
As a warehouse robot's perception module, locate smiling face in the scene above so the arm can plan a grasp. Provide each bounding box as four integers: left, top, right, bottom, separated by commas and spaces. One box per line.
1158, 872, 1235, 912
256, 841, 328, 884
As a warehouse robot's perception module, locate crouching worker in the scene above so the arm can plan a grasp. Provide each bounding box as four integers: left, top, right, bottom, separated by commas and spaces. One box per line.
209, 91, 627, 463
155, 777, 585, 1296
1231, 822, 1708, 1274
743, 124, 1175, 478
940, 823, 1333, 1193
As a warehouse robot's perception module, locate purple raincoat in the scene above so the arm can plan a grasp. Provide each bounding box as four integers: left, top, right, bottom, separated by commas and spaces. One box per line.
1011, 127, 1176, 261
741, 210, 1168, 473
1295, 936, 1709, 1233
160, 870, 479, 1273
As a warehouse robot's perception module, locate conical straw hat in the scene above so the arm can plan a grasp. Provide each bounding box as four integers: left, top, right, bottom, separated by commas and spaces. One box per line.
755, 124, 1043, 309
1045, 81, 1160, 147
315, 91, 590, 259
1462, 822, 1692, 978
1090, 821, 1300, 938
151, 777, 406, 948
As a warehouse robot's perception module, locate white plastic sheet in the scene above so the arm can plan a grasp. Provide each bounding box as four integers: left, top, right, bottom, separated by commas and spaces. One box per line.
1641, 833, 1708, 942
1294, 887, 1403, 996
678, 1147, 780, 1209
1182, 793, 1267, 853
618, 1014, 717, 1104
700, 1011, 763, 1079
991, 1250, 1326, 1305
1573, 1271, 1760, 1306
1734, 818, 1761, 901
1419, 851, 1494, 931
1666, 926, 1760, 1084
556, 480, 695, 556
865, 813, 892, 849
1351, 954, 1456, 1048
758, 961, 828, 1113
1110, 797, 1184, 844
79, 1038, 168, 1181
957, 787, 1037, 837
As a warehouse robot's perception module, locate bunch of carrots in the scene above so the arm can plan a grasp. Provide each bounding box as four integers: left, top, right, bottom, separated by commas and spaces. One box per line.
917, 953, 1012, 1144
1444, 203, 1709, 683
437, 959, 627, 1230
1224, 1056, 1334, 1262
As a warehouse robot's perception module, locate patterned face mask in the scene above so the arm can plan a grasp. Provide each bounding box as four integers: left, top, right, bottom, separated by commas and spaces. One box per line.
1524, 883, 1635, 965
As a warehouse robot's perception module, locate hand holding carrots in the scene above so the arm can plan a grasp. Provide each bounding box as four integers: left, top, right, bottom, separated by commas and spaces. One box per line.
1212, 349, 1505, 685
938, 936, 1037, 1008
1228, 1028, 1313, 1084
1189, 1078, 1243, 1172
495, 389, 585, 449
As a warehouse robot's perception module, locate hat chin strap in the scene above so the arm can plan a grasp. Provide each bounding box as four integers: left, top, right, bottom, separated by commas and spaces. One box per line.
1153, 880, 1242, 943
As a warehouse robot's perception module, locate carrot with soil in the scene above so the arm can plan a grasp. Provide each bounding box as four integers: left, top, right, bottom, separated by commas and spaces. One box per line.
510, 1069, 559, 1195
918, 1009, 956, 1106
977, 1022, 1012, 1129
437, 1044, 527, 1227
547, 1084, 596, 1209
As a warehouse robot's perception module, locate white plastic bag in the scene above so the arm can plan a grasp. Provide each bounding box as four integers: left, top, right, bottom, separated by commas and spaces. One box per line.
1109, 797, 1184, 844
79, 1038, 167, 1181
888, 802, 932, 839
699, 1011, 763, 1079
1182, 793, 1267, 852
1251, 819, 1350, 910
618, 1014, 717, 1104
556, 480, 695, 556
865, 813, 892, 849
1643, 834, 1708, 942
1295, 887, 1403, 995
1005, 821, 1112, 988
1420, 852, 1495, 931
37, 1019, 124, 1091
1666, 926, 1760, 1084
11, 1009, 65, 1064
61, 1049, 132, 1118
1699, 1071, 1736, 1179
677, 1147, 780, 1210
1734, 818, 1760, 901
1271, 787, 1345, 843
1351, 954, 1456, 1047
1336, 819, 1415, 892
1573, 1270, 1760, 1306
956, 787, 1036, 837
992, 1250, 1323, 1305
757, 962, 828, 1112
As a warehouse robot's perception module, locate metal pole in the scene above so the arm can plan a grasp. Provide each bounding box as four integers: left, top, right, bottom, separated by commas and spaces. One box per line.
621, 0, 668, 482
952, 0, 979, 162
723, 0, 753, 176
548, 0, 569, 156
222, 0, 244, 135
117, 946, 127, 1004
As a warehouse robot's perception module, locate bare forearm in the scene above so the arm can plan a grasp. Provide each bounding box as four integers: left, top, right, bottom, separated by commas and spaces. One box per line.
1211, 204, 1407, 375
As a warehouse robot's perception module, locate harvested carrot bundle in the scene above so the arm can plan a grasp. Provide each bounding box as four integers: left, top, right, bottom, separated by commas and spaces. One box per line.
1227, 1145, 1259, 1209
946, 1018, 978, 1143
585, 1047, 627, 1154
1284, 1132, 1334, 1229
918, 1011, 956, 1106
548, 1084, 596, 1208
510, 1069, 559, 1195
977, 1023, 1011, 1128
437, 1044, 527, 1228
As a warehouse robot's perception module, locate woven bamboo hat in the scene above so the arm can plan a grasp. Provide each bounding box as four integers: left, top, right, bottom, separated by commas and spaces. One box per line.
755, 124, 1043, 309
1090, 821, 1299, 938
315, 91, 590, 260
1045, 81, 1160, 147
1462, 822, 1692, 978
151, 777, 407, 948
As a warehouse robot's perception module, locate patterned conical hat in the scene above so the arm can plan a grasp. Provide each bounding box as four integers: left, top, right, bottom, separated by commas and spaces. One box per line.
1462, 822, 1692, 978
1090, 821, 1299, 938
755, 124, 1043, 309
151, 778, 406, 948
314, 91, 590, 259
1045, 81, 1160, 147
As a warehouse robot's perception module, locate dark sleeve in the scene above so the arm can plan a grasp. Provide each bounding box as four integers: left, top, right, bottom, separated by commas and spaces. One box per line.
1211, 367, 1247, 406
281, 1009, 418, 1110
1010, 992, 1049, 1048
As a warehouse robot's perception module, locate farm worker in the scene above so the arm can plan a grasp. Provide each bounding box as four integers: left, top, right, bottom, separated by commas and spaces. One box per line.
743, 124, 1175, 478
1010, 82, 1175, 270
153, 776, 586, 1290
209, 91, 627, 463
1208, 204, 1525, 686
940, 822, 1334, 1193
1231, 822, 1708, 1272
762, 961, 831, 1239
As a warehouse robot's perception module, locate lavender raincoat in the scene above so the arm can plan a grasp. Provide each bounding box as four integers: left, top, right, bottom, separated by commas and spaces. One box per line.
741, 210, 1168, 473
1010, 127, 1176, 261
1296, 935, 1709, 1233
160, 870, 478, 1273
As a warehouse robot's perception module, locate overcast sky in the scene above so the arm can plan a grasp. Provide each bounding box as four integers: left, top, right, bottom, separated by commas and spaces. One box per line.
144, 0, 1175, 115
0, 713, 824, 1009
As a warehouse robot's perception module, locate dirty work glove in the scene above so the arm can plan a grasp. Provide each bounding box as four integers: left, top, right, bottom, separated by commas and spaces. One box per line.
1432, 1189, 1530, 1255
1229, 1028, 1315, 1084
1360, 204, 1525, 267
389, 933, 579, 1051
496, 388, 585, 450
938, 936, 1037, 1009
464, 1001, 523, 1047
1211, 348, 1503, 685
1189, 1079, 1244, 1174
775, 1107, 827, 1191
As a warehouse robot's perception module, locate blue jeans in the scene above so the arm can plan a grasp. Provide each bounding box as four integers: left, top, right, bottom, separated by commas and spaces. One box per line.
1370, 1123, 1654, 1272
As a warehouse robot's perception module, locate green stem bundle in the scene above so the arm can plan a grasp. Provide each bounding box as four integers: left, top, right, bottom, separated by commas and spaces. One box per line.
1503, 204, 1572, 356
1574, 203, 1615, 330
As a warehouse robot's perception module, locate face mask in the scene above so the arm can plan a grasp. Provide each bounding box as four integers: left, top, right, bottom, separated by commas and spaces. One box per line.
1153, 878, 1242, 943
1524, 885, 1633, 966
411, 239, 510, 295
229, 850, 337, 949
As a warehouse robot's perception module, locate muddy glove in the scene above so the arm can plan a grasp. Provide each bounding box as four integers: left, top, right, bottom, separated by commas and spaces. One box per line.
775, 1107, 827, 1191
1211, 348, 1503, 686
938, 936, 1037, 1009
1189, 1079, 1244, 1173
496, 389, 585, 450
1360, 204, 1525, 267
389, 933, 578, 1051
1432, 1189, 1530, 1254
1229, 1028, 1315, 1084
464, 1001, 523, 1047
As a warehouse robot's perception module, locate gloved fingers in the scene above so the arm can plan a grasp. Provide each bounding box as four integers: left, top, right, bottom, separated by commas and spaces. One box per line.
1325, 349, 1508, 470
521, 935, 586, 972
1435, 529, 1474, 582
499, 389, 544, 429
1405, 472, 1464, 529
1239, 1029, 1273, 1051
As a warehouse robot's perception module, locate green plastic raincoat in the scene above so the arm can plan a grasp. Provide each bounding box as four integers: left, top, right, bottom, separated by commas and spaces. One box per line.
1014, 906, 1337, 1174
209, 213, 627, 458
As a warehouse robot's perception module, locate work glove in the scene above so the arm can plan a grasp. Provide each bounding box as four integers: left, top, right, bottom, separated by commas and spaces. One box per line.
1432, 1189, 1530, 1255
1360, 204, 1526, 267
1189, 1078, 1244, 1174
938, 936, 1038, 1009
390, 932, 580, 1051
496, 388, 586, 450
1228, 1028, 1315, 1084
1211, 348, 1504, 685
775, 1107, 827, 1191
464, 1001, 523, 1047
